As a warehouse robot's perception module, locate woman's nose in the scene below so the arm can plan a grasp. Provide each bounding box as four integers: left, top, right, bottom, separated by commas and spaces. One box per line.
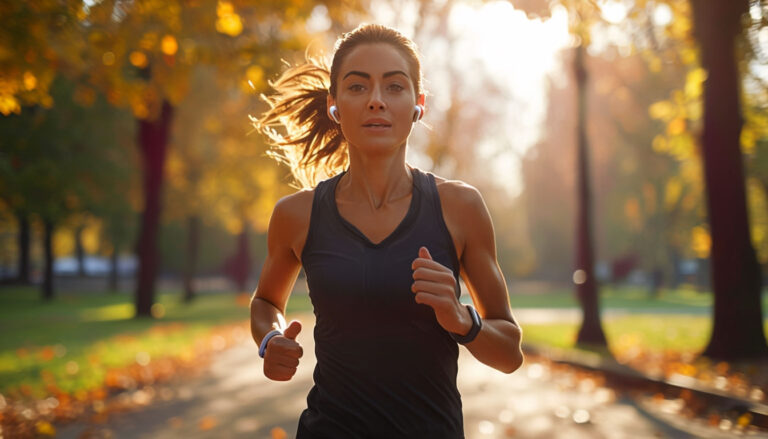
367, 88, 386, 111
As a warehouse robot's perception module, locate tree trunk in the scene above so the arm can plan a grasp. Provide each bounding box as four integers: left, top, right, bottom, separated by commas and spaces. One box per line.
228, 225, 251, 293
75, 225, 86, 277
109, 244, 119, 292
573, 44, 608, 347
692, 0, 768, 359
134, 100, 173, 318
16, 212, 30, 284
182, 215, 200, 303
42, 219, 54, 301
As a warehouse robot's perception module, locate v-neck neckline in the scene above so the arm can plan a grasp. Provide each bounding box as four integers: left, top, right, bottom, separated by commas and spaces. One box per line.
330, 169, 421, 248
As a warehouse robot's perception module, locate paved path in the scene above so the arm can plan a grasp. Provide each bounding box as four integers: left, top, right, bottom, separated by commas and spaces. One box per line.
57, 315, 765, 439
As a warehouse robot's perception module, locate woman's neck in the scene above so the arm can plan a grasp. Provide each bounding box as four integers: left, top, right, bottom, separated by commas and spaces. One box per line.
339, 147, 412, 211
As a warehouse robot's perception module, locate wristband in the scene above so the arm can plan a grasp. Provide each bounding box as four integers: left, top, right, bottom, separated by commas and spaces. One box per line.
450, 305, 482, 345
258, 329, 283, 358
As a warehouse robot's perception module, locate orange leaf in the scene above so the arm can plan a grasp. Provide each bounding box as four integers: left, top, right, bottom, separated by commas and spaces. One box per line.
199, 415, 218, 431
271, 427, 287, 439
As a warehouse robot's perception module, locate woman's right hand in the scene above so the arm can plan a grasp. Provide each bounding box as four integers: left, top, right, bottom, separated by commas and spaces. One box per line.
263, 320, 304, 381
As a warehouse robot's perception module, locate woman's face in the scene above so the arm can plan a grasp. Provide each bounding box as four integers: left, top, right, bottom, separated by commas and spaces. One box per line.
329, 43, 424, 155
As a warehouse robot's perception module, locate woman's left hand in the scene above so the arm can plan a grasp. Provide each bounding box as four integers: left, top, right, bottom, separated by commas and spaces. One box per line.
411, 246, 473, 335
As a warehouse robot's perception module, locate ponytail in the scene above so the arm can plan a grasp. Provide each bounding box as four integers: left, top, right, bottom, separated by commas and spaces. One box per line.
254, 57, 347, 189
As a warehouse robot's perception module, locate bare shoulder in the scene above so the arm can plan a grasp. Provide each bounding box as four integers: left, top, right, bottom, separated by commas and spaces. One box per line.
433, 175, 486, 213
432, 175, 491, 259
269, 188, 314, 256
272, 188, 314, 223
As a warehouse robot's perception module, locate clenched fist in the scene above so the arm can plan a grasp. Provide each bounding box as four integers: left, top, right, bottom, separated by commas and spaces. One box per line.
263, 320, 304, 381
411, 246, 472, 336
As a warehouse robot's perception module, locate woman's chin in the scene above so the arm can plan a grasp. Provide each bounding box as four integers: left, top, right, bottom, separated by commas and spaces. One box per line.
349, 138, 408, 156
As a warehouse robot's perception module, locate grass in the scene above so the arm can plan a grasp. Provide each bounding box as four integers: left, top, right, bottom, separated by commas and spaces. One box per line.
514, 285, 768, 352
507, 285, 728, 311
521, 315, 720, 352
0, 285, 312, 399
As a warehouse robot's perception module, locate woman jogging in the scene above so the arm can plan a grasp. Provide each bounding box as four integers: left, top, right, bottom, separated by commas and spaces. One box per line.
250, 23, 523, 438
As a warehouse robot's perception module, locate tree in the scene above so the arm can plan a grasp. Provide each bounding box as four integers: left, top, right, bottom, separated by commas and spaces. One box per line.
634, 0, 767, 359
0, 77, 131, 299
690, 0, 767, 359
510, 0, 608, 346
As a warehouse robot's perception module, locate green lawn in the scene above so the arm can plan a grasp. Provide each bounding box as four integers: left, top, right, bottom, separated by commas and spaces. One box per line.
522, 315, 721, 351
507, 285, 728, 310
513, 286, 768, 352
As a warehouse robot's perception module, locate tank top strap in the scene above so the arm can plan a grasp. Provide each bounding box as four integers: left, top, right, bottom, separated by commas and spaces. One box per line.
412, 167, 440, 214
411, 167, 461, 276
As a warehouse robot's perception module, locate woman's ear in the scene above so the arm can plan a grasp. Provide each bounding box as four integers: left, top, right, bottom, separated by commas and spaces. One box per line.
413, 94, 426, 122
327, 94, 340, 123
417, 94, 426, 117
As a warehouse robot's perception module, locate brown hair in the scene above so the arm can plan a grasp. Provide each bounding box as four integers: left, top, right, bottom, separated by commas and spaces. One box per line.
254, 24, 423, 188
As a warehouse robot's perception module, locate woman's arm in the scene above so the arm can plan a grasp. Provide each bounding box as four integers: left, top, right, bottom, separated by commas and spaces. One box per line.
452, 184, 523, 373
250, 190, 312, 381
414, 180, 523, 374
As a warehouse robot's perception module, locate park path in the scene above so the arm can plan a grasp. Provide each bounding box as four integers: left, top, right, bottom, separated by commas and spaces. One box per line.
56, 313, 760, 439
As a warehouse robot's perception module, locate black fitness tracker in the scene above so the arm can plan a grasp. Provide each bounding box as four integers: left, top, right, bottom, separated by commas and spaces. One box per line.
450, 305, 482, 345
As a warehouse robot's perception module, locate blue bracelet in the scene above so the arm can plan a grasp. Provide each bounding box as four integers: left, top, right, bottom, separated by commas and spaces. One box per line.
259, 329, 284, 358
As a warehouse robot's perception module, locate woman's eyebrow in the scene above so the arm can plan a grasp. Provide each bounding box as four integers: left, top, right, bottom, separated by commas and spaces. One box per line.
343, 71, 370, 80
383, 70, 409, 79
342, 70, 409, 80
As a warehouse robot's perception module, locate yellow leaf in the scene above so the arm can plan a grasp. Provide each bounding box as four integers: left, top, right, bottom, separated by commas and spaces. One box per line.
81, 219, 102, 254
686, 100, 703, 121
669, 133, 695, 160
161, 35, 178, 56
740, 126, 756, 153
0, 94, 21, 115
23, 71, 37, 91
36, 420, 56, 437
680, 47, 697, 65
649, 100, 674, 121
737, 413, 752, 428
667, 118, 686, 136
685, 67, 707, 99
130, 51, 149, 68
691, 226, 711, 258
216, 1, 243, 37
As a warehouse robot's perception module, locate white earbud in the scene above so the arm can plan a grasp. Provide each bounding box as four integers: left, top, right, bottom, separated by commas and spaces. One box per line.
412, 105, 423, 122
329, 105, 341, 123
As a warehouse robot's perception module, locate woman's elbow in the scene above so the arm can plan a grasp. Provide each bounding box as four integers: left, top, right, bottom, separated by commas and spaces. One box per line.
498, 349, 524, 374
501, 325, 524, 374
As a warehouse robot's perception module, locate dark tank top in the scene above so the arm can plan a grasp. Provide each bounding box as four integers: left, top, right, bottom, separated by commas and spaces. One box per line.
297, 167, 464, 439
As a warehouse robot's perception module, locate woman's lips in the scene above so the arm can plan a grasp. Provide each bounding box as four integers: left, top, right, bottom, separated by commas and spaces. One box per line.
362, 118, 392, 128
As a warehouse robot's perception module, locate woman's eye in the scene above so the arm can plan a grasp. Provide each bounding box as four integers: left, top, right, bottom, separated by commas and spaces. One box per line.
348, 84, 365, 92
387, 83, 405, 92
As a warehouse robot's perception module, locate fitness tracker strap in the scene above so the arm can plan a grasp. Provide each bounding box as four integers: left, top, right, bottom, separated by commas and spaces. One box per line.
258, 329, 283, 358
450, 305, 482, 345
